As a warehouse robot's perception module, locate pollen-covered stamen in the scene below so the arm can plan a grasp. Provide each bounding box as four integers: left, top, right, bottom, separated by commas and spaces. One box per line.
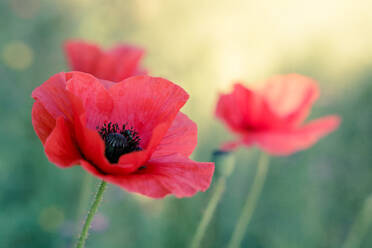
97, 122, 142, 163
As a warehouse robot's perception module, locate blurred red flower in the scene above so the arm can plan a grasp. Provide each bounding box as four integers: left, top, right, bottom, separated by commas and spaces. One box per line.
32, 72, 214, 198
216, 74, 340, 155
64, 40, 146, 82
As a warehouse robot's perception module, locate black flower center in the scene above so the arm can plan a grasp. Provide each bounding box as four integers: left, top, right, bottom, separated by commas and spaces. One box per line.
97, 122, 142, 163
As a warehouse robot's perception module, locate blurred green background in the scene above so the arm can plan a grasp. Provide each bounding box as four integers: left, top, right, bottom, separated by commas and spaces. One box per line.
1, 0, 372, 247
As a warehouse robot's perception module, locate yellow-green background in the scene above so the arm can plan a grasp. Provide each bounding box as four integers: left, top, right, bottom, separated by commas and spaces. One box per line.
1, 0, 372, 247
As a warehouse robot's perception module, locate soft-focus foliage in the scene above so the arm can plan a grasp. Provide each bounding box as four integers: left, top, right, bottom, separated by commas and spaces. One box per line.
1, 0, 372, 247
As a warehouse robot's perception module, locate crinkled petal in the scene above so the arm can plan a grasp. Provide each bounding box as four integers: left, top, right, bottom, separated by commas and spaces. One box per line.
151, 112, 197, 159
68, 94, 136, 175
81, 154, 214, 198
262, 74, 319, 126
127, 154, 214, 198
244, 115, 341, 155
109, 76, 189, 148
32, 101, 56, 144
32, 72, 73, 121
117, 121, 171, 173
44, 117, 81, 167
65, 71, 113, 129
67, 92, 154, 175
73, 113, 112, 172
80, 160, 170, 198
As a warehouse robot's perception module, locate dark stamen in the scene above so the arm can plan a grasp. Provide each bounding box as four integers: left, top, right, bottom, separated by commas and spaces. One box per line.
97, 122, 142, 163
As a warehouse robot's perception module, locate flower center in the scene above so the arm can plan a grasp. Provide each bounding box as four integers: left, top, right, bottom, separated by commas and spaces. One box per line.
97, 122, 142, 163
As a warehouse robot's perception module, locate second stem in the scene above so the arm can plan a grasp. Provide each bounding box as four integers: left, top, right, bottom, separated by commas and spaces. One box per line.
189, 152, 235, 248
227, 151, 270, 248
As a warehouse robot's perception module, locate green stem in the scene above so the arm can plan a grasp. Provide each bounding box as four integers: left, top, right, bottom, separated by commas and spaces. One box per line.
76, 180, 107, 248
342, 194, 372, 248
190, 177, 226, 248
190, 152, 235, 248
227, 152, 270, 248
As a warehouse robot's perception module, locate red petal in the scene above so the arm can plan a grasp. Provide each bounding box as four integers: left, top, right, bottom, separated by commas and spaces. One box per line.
262, 74, 319, 126
32, 72, 73, 121
68, 93, 149, 175
71, 108, 134, 175
80, 160, 170, 198
216, 83, 280, 132
245, 115, 341, 155
32, 101, 56, 144
109, 76, 189, 147
67, 78, 188, 175
64, 40, 145, 82
81, 154, 215, 198
95, 45, 145, 82
117, 121, 171, 173
216, 84, 255, 132
64, 41, 101, 75
128, 154, 214, 198
73, 113, 110, 168
151, 112, 197, 159
44, 117, 81, 167
99, 79, 115, 89
65, 71, 113, 129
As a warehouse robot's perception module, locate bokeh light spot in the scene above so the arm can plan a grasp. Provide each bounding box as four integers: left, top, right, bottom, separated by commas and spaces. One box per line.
38, 206, 64, 232
2, 41, 34, 70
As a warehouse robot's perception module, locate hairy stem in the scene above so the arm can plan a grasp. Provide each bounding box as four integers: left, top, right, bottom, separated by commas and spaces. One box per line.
76, 180, 107, 248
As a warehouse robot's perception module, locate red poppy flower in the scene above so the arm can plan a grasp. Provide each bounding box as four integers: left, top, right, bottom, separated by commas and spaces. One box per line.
64, 40, 146, 82
216, 74, 340, 155
32, 72, 214, 198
